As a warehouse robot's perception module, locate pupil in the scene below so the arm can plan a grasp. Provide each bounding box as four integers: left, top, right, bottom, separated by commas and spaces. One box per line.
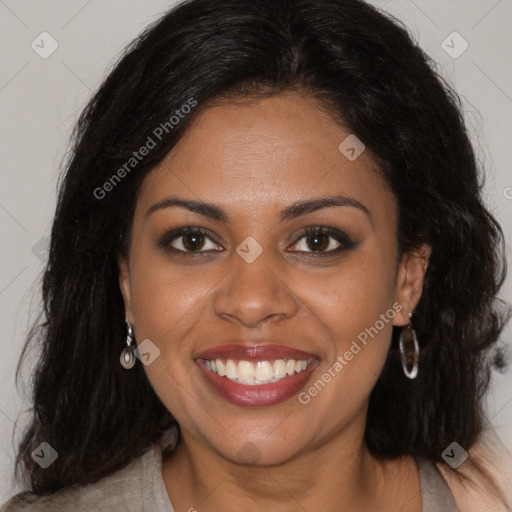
307, 233, 328, 251
183, 232, 204, 251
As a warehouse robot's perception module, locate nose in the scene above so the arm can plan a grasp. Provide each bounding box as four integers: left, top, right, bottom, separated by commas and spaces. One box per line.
212, 249, 299, 329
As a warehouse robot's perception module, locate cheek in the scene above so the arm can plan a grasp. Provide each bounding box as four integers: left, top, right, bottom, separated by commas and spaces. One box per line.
128, 247, 217, 346
126, 253, 215, 425
295, 245, 397, 397
298, 243, 397, 338
296, 271, 397, 420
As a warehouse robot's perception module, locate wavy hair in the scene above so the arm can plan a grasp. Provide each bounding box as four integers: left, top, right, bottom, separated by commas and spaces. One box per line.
8, 0, 510, 502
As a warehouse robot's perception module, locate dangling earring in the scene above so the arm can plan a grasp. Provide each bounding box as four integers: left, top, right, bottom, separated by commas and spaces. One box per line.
399, 312, 419, 379
120, 322, 136, 369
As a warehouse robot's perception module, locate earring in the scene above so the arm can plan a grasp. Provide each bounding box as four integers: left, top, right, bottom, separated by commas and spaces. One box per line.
399, 312, 419, 379
120, 322, 136, 369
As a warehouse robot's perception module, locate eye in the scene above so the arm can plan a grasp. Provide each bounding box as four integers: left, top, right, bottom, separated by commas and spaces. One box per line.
161, 227, 223, 253
289, 226, 355, 254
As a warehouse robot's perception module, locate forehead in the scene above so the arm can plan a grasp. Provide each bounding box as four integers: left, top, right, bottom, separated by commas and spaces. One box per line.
136, 92, 396, 224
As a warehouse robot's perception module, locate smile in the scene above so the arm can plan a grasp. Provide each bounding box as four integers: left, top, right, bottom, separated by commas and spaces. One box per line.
195, 343, 320, 407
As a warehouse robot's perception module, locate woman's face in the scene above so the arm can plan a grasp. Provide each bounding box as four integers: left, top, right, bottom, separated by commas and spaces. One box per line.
119, 91, 428, 466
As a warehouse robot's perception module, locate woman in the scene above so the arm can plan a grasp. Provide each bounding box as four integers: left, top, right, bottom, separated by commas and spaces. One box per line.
2, 0, 511, 510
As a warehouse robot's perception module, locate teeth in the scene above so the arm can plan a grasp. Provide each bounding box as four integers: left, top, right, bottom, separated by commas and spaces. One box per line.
205, 358, 312, 385
225, 360, 238, 379
273, 359, 287, 379
238, 360, 254, 380
216, 359, 225, 377
255, 361, 273, 382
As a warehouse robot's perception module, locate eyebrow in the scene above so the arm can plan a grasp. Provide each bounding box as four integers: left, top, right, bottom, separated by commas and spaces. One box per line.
145, 194, 371, 223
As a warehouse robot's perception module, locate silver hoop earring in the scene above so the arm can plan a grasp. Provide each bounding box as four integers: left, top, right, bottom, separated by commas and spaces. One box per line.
399, 312, 419, 379
120, 323, 136, 369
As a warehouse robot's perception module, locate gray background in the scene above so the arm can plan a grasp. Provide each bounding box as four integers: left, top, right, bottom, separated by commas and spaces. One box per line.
1, 0, 511, 501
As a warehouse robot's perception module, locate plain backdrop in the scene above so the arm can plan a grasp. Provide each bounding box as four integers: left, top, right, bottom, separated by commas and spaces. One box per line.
1, 0, 511, 502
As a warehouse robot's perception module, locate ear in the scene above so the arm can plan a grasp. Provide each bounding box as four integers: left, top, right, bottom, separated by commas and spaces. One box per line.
393, 244, 432, 327
118, 257, 135, 325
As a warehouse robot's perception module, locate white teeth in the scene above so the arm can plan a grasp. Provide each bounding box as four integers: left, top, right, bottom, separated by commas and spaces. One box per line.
205, 358, 312, 385
225, 360, 238, 379
238, 360, 254, 380
273, 359, 287, 379
216, 359, 225, 377
255, 361, 273, 382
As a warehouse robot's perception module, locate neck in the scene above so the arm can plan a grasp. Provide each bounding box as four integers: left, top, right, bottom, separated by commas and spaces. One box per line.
161, 419, 421, 511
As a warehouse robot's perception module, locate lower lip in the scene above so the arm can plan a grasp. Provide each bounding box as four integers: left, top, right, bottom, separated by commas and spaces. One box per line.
196, 360, 320, 407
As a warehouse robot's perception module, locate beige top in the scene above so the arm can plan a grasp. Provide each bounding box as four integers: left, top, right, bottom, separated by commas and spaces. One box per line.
1, 428, 459, 511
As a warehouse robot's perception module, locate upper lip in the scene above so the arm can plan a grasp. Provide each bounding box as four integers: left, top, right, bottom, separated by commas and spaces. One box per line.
195, 343, 319, 362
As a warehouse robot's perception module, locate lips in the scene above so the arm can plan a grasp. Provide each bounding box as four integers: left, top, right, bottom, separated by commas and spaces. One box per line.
195, 343, 320, 407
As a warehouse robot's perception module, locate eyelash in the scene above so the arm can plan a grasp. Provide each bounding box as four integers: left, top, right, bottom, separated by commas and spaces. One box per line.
158, 225, 357, 258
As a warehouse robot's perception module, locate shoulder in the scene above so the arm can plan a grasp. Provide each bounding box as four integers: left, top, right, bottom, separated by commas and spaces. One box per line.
0, 445, 159, 512
436, 432, 512, 512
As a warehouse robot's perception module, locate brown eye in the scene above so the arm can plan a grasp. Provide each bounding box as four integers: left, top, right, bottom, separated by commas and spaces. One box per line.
291, 228, 344, 253
165, 228, 222, 253
181, 232, 206, 251
304, 232, 331, 252
288, 225, 358, 256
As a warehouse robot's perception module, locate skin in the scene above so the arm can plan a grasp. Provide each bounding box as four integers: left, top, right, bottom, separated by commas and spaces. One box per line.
119, 91, 431, 512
